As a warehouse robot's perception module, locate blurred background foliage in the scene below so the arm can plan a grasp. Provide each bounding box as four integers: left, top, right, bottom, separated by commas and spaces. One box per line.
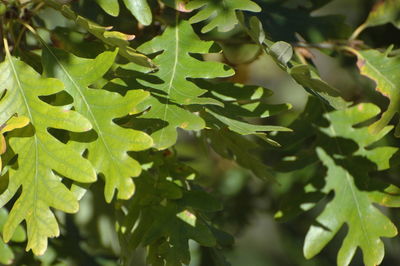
4, 0, 400, 265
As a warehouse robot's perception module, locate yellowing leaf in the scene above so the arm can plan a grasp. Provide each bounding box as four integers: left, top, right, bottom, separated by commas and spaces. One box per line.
0, 116, 29, 169
351, 49, 400, 135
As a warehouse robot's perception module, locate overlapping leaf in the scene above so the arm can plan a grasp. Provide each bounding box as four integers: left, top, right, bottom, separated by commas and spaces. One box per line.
118, 155, 227, 266
272, 98, 399, 266
0, 52, 96, 255
350, 48, 400, 135
203, 81, 291, 135
187, 0, 261, 33
43, 0, 153, 67
0, 115, 29, 170
238, 15, 347, 110
42, 47, 153, 203
135, 19, 234, 149
0, 209, 26, 265
255, 1, 350, 42
95, 0, 152, 26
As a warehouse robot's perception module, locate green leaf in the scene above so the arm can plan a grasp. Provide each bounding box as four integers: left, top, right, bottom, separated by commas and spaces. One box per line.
350, 48, 400, 136
363, 0, 400, 29
187, 0, 261, 33
95, 0, 120, 16
302, 103, 399, 266
289, 64, 349, 110
202, 81, 292, 136
118, 159, 222, 266
136, 18, 234, 149
43, 0, 153, 67
0, 208, 26, 265
256, 2, 350, 42
123, 0, 152, 26
42, 48, 153, 203
205, 129, 274, 180
0, 52, 96, 255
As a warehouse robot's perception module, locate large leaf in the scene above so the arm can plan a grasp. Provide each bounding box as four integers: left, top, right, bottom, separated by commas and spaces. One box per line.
270, 98, 399, 265
0, 51, 96, 255
187, 0, 261, 33
42, 47, 153, 203
135, 19, 234, 149
350, 48, 400, 135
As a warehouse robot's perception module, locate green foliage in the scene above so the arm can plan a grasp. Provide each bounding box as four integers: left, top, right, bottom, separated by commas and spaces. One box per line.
0, 0, 400, 265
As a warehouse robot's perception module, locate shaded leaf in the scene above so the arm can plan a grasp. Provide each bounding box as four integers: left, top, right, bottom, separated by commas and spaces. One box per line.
187, 0, 261, 33
135, 18, 234, 149
123, 0, 152, 26
363, 0, 400, 29
0, 208, 26, 265
95, 0, 119, 17
43, 0, 153, 67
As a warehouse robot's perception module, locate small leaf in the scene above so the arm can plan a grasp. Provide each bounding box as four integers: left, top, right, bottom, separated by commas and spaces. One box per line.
290, 64, 349, 110
123, 0, 152, 26
187, 0, 261, 33
43, 0, 153, 67
95, 0, 120, 16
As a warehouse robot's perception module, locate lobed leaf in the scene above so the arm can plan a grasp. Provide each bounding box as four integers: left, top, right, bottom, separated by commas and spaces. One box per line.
42, 47, 153, 203
135, 18, 234, 149
351, 48, 400, 136
0, 52, 96, 255
187, 0, 261, 33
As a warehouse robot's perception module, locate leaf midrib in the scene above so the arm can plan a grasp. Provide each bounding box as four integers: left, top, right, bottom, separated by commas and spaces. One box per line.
43, 46, 117, 166
326, 119, 372, 249
157, 15, 180, 147
6, 55, 40, 220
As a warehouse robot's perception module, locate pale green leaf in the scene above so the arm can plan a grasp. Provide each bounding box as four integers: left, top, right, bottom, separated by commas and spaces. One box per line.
0, 53, 96, 255
187, 0, 261, 33
42, 48, 153, 203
